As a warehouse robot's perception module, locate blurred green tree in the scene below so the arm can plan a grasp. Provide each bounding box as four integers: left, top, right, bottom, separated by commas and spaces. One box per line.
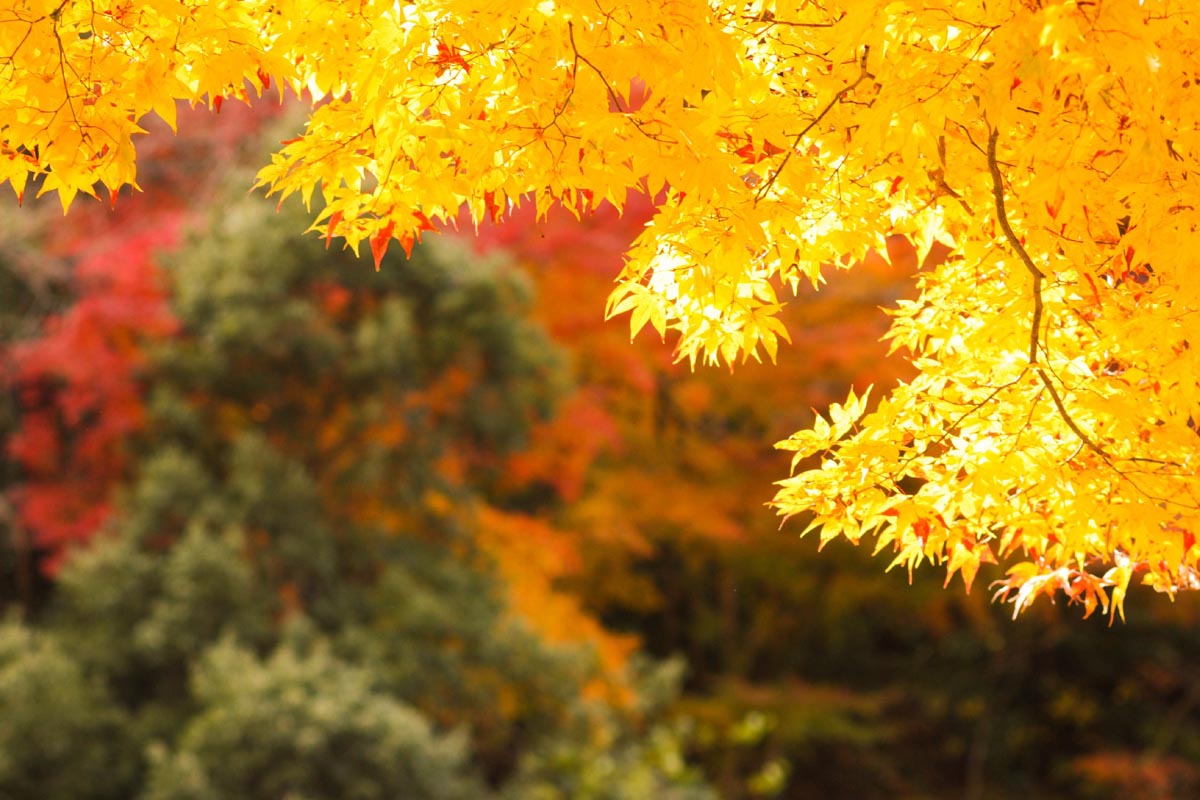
0, 168, 713, 798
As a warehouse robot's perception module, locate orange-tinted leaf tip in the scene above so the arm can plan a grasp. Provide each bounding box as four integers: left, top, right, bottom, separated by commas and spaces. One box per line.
413, 210, 437, 234
370, 220, 396, 270
484, 190, 502, 223
370, 236, 389, 271
325, 211, 342, 249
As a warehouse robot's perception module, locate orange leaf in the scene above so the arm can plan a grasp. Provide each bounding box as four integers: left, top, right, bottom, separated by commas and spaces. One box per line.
412, 210, 437, 234
325, 211, 342, 249
399, 230, 416, 258
484, 190, 502, 223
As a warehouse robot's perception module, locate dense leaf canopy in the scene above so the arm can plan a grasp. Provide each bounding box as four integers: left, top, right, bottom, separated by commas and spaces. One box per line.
2, 0, 1198, 616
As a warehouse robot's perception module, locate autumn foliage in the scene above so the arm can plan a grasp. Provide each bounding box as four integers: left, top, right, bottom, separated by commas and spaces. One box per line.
2, 130, 725, 795
6, 87, 1200, 794
3, 102, 285, 571
3, 0, 1199, 615
6, 220, 178, 570
7, 0, 1200, 618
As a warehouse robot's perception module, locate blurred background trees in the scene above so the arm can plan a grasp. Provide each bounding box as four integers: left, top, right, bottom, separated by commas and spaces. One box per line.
2, 102, 1200, 800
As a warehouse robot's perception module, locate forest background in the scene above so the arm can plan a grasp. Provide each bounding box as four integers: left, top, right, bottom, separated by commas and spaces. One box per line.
2, 100, 1200, 800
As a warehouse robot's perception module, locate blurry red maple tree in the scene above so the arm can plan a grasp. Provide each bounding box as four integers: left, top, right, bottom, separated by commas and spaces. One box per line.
4, 102, 286, 571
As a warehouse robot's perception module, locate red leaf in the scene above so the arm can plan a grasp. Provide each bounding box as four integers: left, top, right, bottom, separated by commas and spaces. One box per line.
1083, 272, 1102, 306
484, 190, 503, 223
212, 95, 224, 114
370, 220, 396, 270
412, 210, 437, 234
735, 142, 758, 164
1185, 530, 1196, 554
434, 41, 470, 72
257, 68, 271, 91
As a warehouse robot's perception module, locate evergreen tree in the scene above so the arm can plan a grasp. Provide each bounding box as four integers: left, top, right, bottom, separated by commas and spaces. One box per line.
0, 178, 712, 798
0, 619, 137, 800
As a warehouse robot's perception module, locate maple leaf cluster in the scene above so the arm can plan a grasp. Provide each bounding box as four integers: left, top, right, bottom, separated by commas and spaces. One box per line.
2, 0, 1198, 616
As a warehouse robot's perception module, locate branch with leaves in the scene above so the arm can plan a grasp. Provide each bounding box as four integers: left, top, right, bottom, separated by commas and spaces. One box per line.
3, 0, 1199, 617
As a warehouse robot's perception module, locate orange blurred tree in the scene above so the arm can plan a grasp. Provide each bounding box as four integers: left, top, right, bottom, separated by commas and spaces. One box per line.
469, 192, 1200, 800
467, 194, 966, 798
4, 0, 1200, 615
470, 193, 915, 634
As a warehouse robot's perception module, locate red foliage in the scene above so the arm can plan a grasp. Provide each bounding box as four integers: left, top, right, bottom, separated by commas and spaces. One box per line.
4, 99, 289, 572
6, 221, 181, 571
1071, 751, 1200, 800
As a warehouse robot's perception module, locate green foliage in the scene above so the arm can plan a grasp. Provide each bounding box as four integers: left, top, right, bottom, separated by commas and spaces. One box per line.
612, 530, 1200, 798
338, 547, 588, 777
504, 660, 715, 800
50, 450, 275, 717
0, 619, 136, 800
0, 173, 711, 798
142, 639, 479, 800
160, 193, 564, 459
505, 719, 716, 800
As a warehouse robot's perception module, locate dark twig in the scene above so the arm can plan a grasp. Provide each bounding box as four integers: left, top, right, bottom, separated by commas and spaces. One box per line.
987, 127, 1110, 461
755, 45, 873, 202
567, 22, 670, 143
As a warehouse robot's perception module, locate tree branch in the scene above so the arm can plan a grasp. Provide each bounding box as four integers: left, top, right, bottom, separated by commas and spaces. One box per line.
567, 22, 670, 144
755, 46, 872, 203
987, 127, 1111, 462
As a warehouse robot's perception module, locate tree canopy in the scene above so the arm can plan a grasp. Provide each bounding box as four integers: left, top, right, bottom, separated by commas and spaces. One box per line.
1, 161, 719, 798
2, 0, 1198, 617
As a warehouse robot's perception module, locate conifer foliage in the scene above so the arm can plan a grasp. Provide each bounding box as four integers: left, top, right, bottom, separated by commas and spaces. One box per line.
0, 184, 712, 799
